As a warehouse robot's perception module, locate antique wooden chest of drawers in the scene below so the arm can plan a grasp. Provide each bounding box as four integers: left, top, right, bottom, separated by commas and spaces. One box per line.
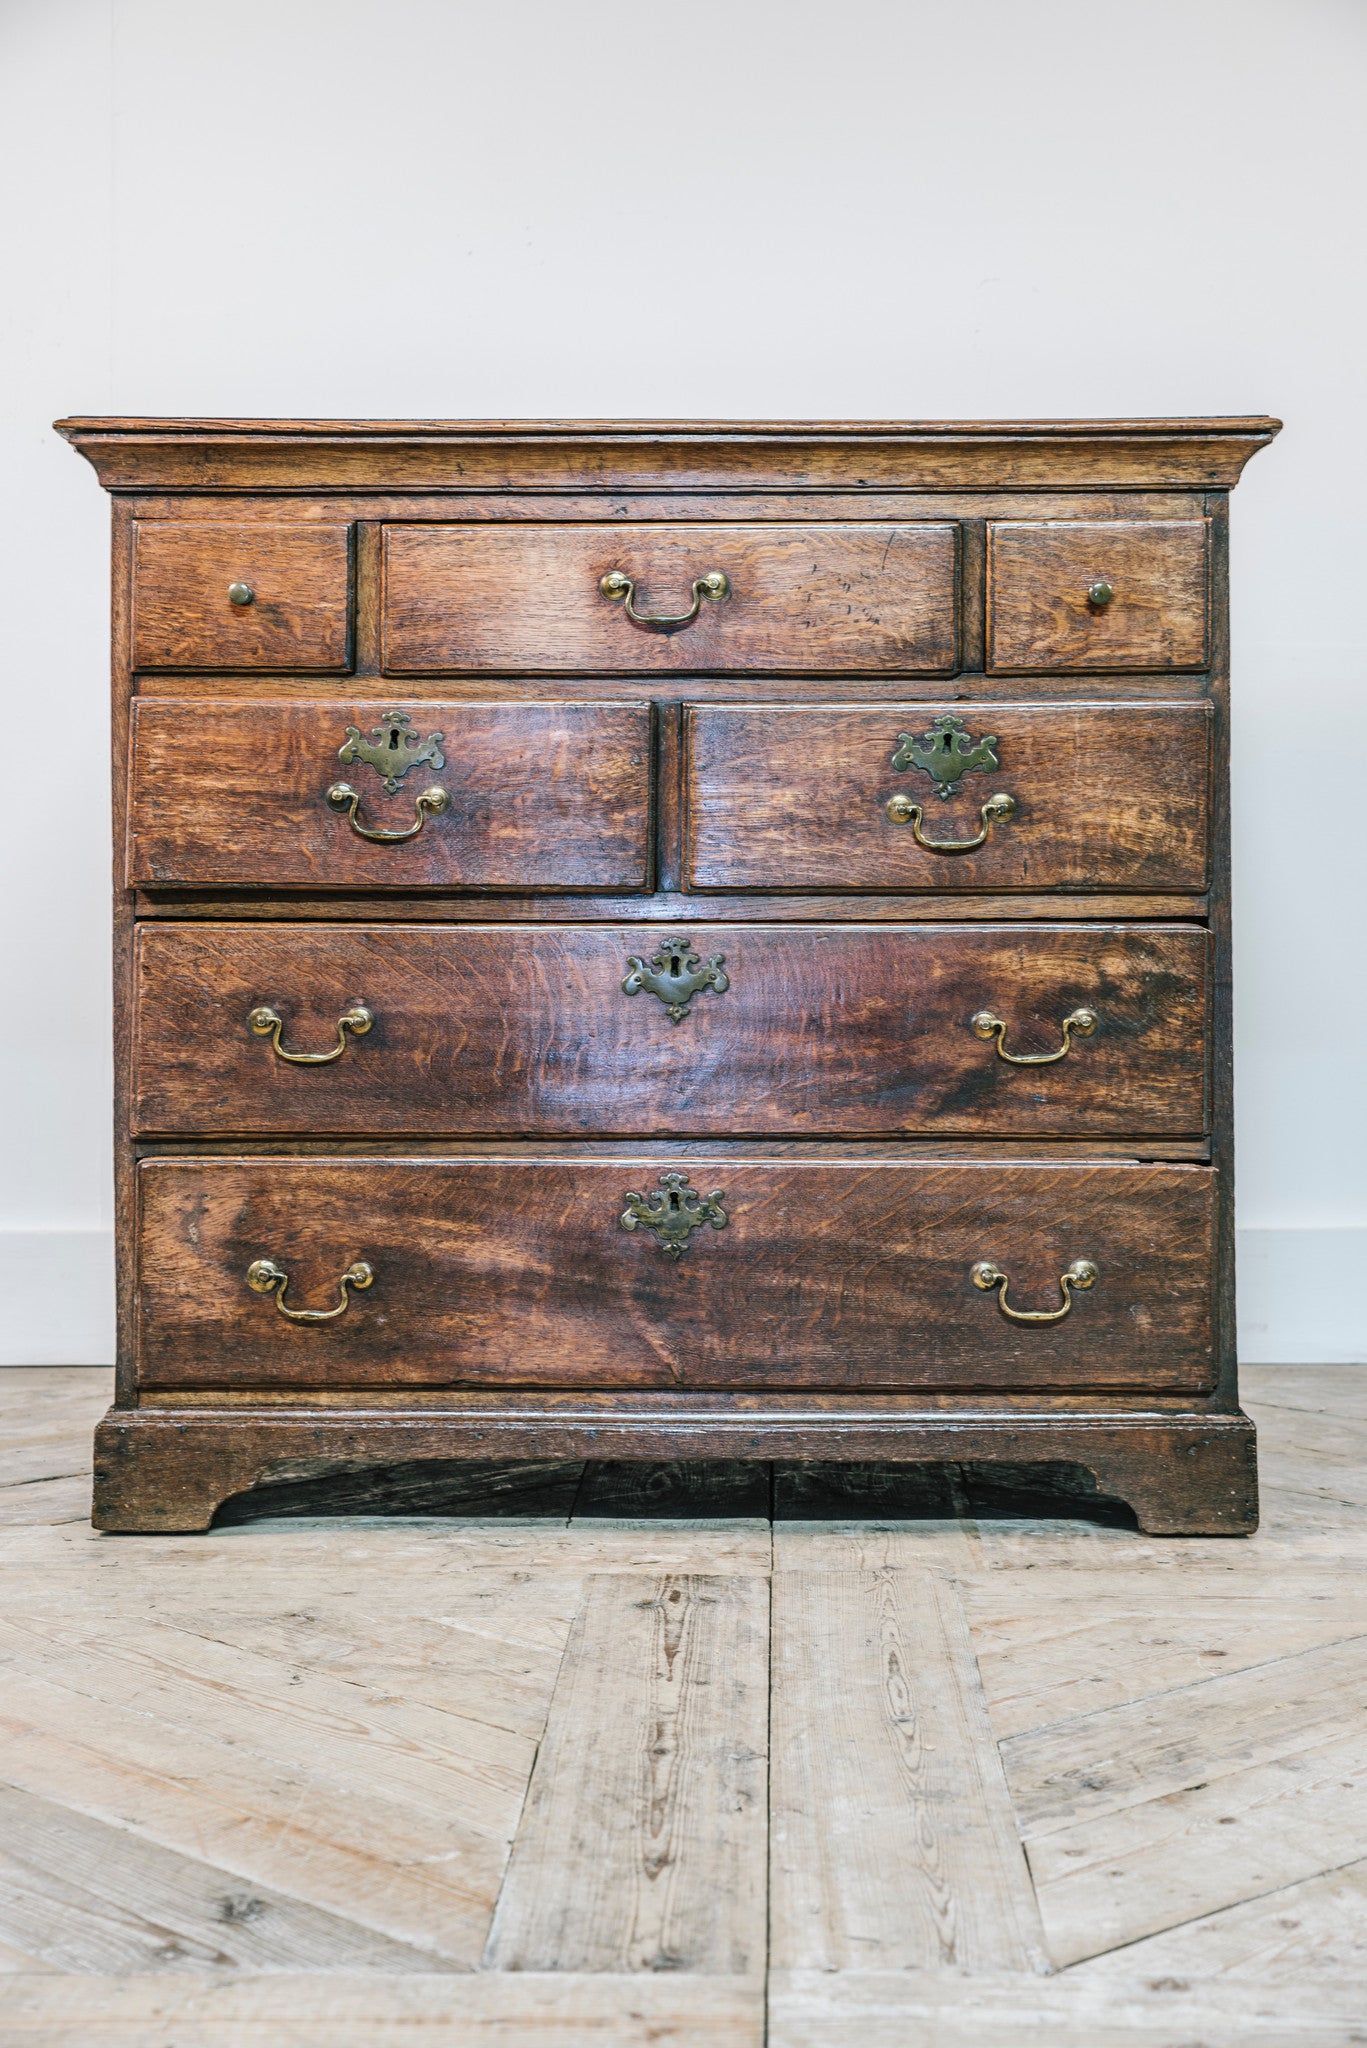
59, 415, 1278, 1532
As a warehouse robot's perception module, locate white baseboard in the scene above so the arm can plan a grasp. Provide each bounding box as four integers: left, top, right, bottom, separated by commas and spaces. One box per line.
0, 1225, 1361, 1368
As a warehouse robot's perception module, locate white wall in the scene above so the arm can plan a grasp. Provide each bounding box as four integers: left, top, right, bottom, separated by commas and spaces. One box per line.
2, 0, 1364, 1364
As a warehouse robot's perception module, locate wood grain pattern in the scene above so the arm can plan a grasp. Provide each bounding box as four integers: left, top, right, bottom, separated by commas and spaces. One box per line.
126, 699, 652, 891
133, 1156, 1216, 1394
485, 1574, 767, 1972
987, 519, 1210, 672
132, 522, 352, 672
56, 414, 1282, 492
684, 701, 1211, 892
769, 1570, 1046, 1971
382, 522, 959, 674
130, 921, 1211, 1138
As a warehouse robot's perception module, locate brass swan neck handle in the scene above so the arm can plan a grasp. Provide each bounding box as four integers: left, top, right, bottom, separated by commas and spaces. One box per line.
971, 1007, 1097, 1066
971, 1258, 1098, 1324
328, 781, 448, 842
600, 568, 729, 629
249, 1003, 373, 1065
246, 1257, 374, 1321
885, 790, 1016, 851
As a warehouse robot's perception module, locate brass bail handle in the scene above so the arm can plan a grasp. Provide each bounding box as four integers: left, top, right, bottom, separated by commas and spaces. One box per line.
971, 1258, 1098, 1324
328, 782, 449, 842
246, 1257, 374, 1322
885, 790, 1016, 852
600, 568, 730, 629
248, 1003, 374, 1065
971, 1007, 1097, 1066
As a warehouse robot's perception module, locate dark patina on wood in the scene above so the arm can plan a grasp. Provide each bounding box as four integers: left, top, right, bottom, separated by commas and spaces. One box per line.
60, 415, 1279, 1534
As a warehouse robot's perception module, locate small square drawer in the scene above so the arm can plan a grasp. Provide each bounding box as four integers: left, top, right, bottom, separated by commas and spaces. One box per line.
684, 701, 1211, 893
382, 521, 960, 674
126, 698, 652, 891
987, 519, 1209, 672
132, 521, 353, 671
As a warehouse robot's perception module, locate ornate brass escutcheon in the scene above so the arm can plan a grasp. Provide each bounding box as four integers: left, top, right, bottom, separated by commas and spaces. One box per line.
248, 1002, 374, 1065
620, 1171, 728, 1259
246, 1256, 375, 1322
971, 1257, 1098, 1325
338, 709, 445, 794
892, 714, 1000, 799
622, 936, 730, 1023
971, 1006, 1097, 1066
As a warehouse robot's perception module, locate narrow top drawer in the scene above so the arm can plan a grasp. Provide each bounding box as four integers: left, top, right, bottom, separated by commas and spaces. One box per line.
126, 698, 652, 891
381, 522, 960, 674
133, 521, 353, 671
987, 519, 1209, 672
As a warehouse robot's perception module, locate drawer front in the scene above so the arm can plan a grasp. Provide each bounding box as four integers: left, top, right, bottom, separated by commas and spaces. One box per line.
132, 923, 1210, 1139
685, 701, 1211, 892
987, 519, 1209, 672
382, 522, 960, 674
136, 1158, 1216, 1394
126, 698, 652, 891
133, 522, 353, 672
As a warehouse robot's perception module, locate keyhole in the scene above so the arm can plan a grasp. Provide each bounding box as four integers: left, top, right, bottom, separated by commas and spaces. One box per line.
388, 728, 401, 750
667, 1191, 680, 1213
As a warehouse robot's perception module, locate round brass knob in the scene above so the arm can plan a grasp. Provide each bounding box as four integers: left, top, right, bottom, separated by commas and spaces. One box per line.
1087, 580, 1114, 607
227, 582, 255, 606
886, 794, 916, 822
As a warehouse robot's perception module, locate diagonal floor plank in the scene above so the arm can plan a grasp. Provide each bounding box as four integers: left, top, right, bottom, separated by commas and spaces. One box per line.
1002, 1632, 1367, 1832
769, 1569, 1046, 1972
0, 1782, 451, 1974
485, 1573, 768, 1974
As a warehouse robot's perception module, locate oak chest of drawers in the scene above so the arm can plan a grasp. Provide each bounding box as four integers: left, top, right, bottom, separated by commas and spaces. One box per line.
59, 415, 1279, 1533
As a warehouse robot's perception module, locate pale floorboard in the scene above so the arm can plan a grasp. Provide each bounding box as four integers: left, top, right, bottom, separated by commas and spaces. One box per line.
485, 1573, 768, 1974
1, 1365, 1364, 2040
769, 1568, 1045, 1971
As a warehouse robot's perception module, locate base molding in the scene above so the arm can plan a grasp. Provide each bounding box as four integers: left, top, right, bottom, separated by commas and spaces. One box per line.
93, 1401, 1258, 1537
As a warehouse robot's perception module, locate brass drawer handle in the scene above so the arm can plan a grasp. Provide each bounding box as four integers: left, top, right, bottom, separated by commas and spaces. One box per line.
248, 1002, 374, 1065
623, 936, 729, 1022
621, 1171, 728, 1259
328, 781, 449, 842
971, 1257, 1098, 1324
600, 568, 729, 629
885, 790, 1016, 851
246, 1257, 374, 1322
971, 1006, 1096, 1066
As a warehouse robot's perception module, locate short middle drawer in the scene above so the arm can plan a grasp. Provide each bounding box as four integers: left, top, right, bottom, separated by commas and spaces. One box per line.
131, 922, 1211, 1138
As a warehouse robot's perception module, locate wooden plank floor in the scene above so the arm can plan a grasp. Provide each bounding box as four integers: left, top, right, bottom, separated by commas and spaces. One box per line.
1, 1369, 1364, 2045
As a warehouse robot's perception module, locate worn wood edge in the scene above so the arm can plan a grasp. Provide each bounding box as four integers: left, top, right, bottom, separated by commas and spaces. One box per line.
55, 416, 1282, 492
91, 1407, 1256, 1534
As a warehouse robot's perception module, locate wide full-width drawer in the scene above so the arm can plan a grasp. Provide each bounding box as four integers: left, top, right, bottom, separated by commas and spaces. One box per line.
131, 923, 1210, 1138
132, 521, 353, 672
987, 519, 1210, 673
136, 1157, 1216, 1394
684, 701, 1211, 892
126, 699, 652, 890
381, 522, 960, 673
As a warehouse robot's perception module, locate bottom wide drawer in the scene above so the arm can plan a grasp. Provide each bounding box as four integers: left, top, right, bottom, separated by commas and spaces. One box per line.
136, 1157, 1215, 1394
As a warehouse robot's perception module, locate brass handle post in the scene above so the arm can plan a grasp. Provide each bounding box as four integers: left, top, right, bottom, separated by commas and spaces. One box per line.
600, 568, 729, 629
248, 1003, 374, 1065
246, 1257, 374, 1322
971, 1006, 1097, 1066
885, 790, 1016, 851
971, 1257, 1098, 1324
328, 781, 448, 842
